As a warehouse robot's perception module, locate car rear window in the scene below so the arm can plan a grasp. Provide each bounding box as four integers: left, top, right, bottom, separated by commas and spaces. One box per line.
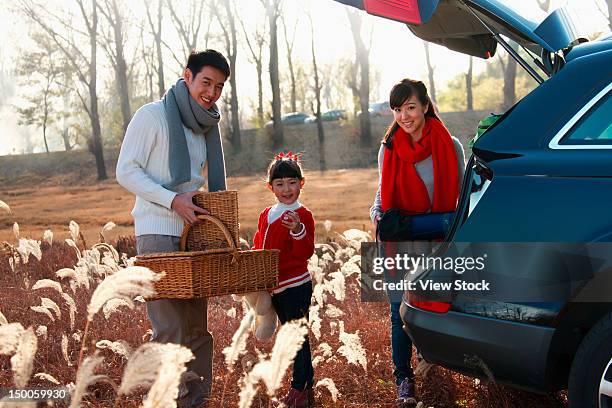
561, 91, 612, 145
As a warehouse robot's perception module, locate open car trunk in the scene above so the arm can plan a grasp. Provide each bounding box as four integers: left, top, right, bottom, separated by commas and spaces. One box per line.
334, 0, 583, 82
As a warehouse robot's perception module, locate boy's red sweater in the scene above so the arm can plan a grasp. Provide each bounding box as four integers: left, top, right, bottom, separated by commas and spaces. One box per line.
252, 205, 315, 294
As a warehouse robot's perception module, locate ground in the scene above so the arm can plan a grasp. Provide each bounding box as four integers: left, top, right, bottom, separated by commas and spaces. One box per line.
1, 168, 379, 245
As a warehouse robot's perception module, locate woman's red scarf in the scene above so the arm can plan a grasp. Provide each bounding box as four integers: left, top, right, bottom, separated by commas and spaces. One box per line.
380, 116, 459, 214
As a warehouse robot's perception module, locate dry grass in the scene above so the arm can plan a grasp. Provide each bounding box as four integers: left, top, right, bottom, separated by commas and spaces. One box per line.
0, 227, 568, 408
0, 169, 380, 245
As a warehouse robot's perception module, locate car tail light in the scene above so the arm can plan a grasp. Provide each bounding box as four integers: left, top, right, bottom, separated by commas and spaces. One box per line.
364, 0, 422, 24
408, 292, 451, 313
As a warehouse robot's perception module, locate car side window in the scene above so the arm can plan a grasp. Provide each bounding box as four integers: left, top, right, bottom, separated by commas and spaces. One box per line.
560, 91, 612, 145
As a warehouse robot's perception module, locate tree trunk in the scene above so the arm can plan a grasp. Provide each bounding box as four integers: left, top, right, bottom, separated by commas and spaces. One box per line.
62, 127, 71, 151
502, 49, 517, 110
228, 59, 241, 150
98, 0, 131, 136
142, 40, 154, 100
154, 0, 165, 97
112, 0, 130, 134
288, 57, 296, 113
267, 0, 283, 147
225, 0, 241, 151
89, 0, 107, 180
42, 78, 51, 154
62, 72, 72, 151
348, 61, 360, 117
256, 60, 264, 127
347, 10, 371, 146
109, 0, 131, 135
42, 125, 50, 154
282, 18, 297, 113
424, 41, 436, 103
238, 14, 265, 128
310, 17, 325, 171
358, 57, 371, 146
466, 56, 473, 111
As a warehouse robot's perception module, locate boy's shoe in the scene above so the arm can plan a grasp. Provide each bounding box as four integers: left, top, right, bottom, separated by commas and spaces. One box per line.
280, 388, 311, 408
396, 378, 417, 407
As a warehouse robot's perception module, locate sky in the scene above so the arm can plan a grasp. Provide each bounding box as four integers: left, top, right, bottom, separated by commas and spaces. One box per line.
0, 0, 609, 155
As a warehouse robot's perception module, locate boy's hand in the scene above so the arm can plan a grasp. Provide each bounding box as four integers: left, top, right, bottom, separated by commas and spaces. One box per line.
171, 191, 209, 225
281, 211, 302, 234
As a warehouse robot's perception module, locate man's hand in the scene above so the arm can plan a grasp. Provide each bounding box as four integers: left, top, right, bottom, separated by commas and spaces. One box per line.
171, 191, 209, 225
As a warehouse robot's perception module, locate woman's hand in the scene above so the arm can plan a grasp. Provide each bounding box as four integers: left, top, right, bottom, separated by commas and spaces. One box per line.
282, 211, 302, 234
373, 214, 381, 229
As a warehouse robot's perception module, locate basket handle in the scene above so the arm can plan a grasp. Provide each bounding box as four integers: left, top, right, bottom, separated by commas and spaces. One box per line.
180, 214, 239, 263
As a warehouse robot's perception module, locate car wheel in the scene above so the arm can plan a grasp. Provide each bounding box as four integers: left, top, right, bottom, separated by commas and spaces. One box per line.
568, 312, 612, 408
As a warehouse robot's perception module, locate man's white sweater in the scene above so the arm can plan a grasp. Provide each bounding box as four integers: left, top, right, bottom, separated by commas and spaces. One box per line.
116, 100, 207, 237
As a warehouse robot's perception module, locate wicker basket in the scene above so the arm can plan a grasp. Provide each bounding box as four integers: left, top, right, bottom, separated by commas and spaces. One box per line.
188, 191, 239, 251
134, 251, 207, 299
135, 215, 279, 299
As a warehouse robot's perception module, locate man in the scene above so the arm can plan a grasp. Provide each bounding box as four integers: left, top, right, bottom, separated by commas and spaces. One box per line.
116, 49, 230, 407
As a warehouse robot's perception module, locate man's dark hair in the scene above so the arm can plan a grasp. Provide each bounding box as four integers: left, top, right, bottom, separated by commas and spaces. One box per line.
185, 49, 230, 79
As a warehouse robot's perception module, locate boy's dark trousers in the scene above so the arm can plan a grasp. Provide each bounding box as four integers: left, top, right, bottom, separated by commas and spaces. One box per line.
271, 281, 314, 390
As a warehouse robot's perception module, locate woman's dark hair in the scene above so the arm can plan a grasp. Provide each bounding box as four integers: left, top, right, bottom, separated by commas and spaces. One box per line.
382, 78, 440, 144
267, 155, 304, 183
186, 49, 230, 79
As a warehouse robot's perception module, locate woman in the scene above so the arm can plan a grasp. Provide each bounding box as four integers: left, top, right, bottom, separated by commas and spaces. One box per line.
370, 78, 465, 406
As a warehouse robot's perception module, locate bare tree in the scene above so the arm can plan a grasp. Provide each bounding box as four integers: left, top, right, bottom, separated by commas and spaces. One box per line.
423, 41, 437, 103
213, 0, 241, 151
321, 60, 350, 112
98, 0, 131, 135
144, 0, 165, 98
308, 14, 325, 171
15, 32, 62, 154
500, 45, 518, 110
501, 0, 552, 110
139, 31, 155, 101
344, 57, 360, 117
239, 14, 266, 127
166, 0, 206, 64
219, 94, 232, 140
261, 0, 284, 148
20, 0, 108, 180
500, 0, 552, 110
466, 56, 473, 111
347, 8, 371, 146
281, 15, 298, 113
60, 70, 76, 151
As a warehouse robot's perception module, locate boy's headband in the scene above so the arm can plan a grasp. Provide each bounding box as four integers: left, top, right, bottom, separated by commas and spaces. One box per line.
274, 151, 299, 162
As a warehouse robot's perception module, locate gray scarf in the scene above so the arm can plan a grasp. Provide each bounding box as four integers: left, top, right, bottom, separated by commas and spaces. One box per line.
162, 78, 221, 190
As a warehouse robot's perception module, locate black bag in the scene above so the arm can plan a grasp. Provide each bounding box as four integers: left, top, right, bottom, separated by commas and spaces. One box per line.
377, 209, 456, 241
376, 208, 412, 242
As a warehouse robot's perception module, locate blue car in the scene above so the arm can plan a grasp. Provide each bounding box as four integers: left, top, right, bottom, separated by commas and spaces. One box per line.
337, 0, 611, 406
